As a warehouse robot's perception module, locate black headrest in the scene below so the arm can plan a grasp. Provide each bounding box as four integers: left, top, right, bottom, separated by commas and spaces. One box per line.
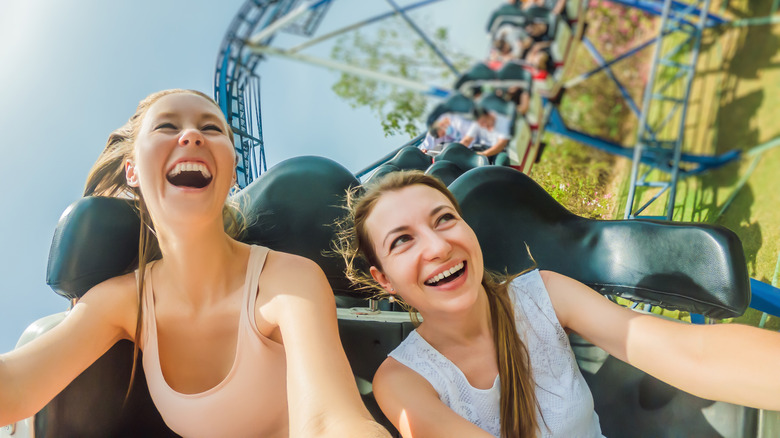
449, 167, 750, 319
478, 92, 516, 119
47, 197, 140, 300
426, 93, 476, 127
424, 160, 466, 187
234, 156, 360, 296
383, 146, 432, 172
486, 4, 526, 33
365, 164, 402, 185
453, 63, 496, 92
435, 143, 489, 170
497, 62, 532, 83
46, 156, 363, 300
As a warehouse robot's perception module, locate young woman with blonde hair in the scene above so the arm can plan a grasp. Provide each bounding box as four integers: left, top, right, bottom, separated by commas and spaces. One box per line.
0, 89, 390, 438
337, 170, 780, 438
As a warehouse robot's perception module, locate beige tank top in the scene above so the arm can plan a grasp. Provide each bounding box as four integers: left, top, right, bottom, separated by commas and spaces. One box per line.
141, 245, 288, 437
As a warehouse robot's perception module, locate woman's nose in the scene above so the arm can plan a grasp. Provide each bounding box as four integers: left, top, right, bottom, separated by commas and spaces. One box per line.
179, 129, 203, 147
421, 231, 452, 260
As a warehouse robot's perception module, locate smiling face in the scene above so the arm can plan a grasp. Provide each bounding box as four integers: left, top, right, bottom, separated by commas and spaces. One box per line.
365, 184, 485, 317
125, 92, 235, 231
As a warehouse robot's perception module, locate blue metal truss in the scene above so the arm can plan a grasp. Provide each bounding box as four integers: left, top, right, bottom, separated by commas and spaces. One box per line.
214, 0, 335, 188
623, 0, 719, 220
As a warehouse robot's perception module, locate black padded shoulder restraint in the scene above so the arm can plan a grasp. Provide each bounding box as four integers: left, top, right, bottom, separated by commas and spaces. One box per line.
449, 166, 750, 319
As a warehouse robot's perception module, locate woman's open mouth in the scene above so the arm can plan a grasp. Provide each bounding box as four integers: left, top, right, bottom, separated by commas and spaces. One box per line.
425, 262, 466, 287
166, 162, 213, 189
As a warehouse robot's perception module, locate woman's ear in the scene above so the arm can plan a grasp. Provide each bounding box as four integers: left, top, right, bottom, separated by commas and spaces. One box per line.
369, 266, 396, 295
125, 159, 140, 187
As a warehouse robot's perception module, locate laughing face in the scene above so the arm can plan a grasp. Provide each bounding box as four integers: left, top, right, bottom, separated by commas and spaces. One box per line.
125, 92, 235, 230
365, 184, 485, 317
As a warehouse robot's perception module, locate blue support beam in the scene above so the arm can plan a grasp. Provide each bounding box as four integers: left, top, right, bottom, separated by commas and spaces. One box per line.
606, 0, 727, 27
750, 279, 780, 318
581, 37, 642, 117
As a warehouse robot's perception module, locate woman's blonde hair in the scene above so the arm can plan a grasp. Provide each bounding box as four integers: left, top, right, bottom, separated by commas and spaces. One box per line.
83, 89, 245, 399
334, 171, 539, 438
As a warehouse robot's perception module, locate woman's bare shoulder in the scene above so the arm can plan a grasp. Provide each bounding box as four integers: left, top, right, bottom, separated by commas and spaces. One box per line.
78, 271, 139, 339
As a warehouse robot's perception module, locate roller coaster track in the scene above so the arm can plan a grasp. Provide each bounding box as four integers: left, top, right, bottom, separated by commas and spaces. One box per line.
214, 0, 333, 188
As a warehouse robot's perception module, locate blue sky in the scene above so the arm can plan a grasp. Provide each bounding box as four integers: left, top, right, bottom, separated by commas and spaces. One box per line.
0, 0, 501, 352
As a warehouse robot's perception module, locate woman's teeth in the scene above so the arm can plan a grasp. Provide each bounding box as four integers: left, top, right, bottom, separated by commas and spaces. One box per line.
166, 162, 213, 188
425, 262, 465, 286
167, 162, 211, 179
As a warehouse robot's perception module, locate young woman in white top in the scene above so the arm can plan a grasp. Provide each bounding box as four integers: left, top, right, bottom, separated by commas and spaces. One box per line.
0, 89, 390, 438
336, 170, 780, 438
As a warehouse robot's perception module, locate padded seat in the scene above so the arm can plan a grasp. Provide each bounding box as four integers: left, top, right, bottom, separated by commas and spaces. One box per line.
435, 142, 490, 170
496, 62, 533, 85
365, 163, 402, 185
381, 146, 432, 172
486, 4, 526, 34
424, 160, 466, 187
426, 93, 476, 127
449, 167, 750, 318
453, 62, 496, 94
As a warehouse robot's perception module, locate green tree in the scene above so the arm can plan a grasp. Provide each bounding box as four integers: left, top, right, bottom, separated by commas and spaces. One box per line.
330, 18, 472, 137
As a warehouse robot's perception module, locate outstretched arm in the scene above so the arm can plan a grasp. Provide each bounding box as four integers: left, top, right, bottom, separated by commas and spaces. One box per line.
0, 274, 136, 426
373, 358, 494, 438
261, 253, 389, 438
542, 270, 780, 410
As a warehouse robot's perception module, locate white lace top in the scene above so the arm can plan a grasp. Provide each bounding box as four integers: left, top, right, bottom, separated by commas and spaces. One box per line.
388, 270, 603, 437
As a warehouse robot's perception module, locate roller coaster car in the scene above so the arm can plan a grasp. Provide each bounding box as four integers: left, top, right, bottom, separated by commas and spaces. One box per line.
12, 157, 755, 437
425, 93, 476, 128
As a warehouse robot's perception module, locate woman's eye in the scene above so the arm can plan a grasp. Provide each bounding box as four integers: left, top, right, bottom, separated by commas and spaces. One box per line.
155, 122, 177, 130
436, 213, 456, 226
390, 235, 412, 250
202, 124, 223, 133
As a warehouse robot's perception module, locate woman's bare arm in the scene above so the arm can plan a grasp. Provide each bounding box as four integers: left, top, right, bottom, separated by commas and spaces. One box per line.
542, 270, 780, 410
373, 358, 494, 438
0, 274, 136, 425
260, 253, 389, 438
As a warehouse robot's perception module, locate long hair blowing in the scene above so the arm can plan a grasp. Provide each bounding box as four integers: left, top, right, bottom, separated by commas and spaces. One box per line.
82, 89, 244, 400
334, 170, 539, 437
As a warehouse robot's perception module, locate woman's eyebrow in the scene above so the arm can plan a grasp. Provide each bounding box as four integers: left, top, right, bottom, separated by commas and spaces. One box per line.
381, 204, 452, 247
383, 225, 408, 248
429, 204, 449, 217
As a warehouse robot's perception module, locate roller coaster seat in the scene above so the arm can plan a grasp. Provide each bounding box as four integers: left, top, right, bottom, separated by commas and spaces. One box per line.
453, 62, 496, 94
486, 3, 526, 34
424, 160, 466, 187
496, 61, 533, 84
426, 93, 476, 127
435, 142, 490, 170
449, 166, 750, 318
524, 5, 559, 40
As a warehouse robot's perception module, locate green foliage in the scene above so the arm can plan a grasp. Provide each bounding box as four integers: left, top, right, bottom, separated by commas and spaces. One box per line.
330, 17, 471, 137
531, 133, 615, 219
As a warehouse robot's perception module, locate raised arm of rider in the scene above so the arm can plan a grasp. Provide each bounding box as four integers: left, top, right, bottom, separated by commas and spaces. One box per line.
543, 270, 780, 411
